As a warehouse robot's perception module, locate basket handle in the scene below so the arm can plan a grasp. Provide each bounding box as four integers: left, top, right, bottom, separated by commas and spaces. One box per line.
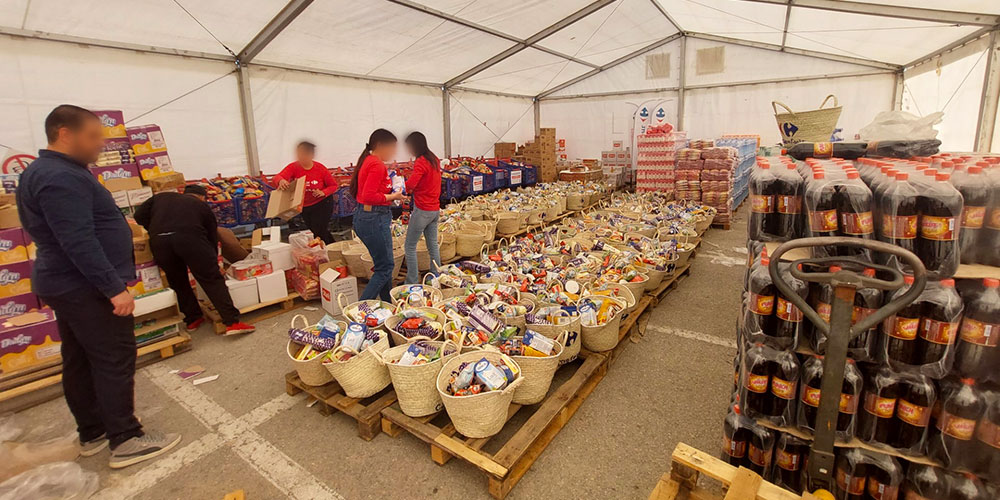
819, 94, 839, 109
480, 243, 490, 263
441, 338, 461, 357
771, 101, 796, 116
407, 334, 435, 343
330, 344, 359, 364
337, 293, 350, 313
555, 330, 569, 348
290, 314, 310, 330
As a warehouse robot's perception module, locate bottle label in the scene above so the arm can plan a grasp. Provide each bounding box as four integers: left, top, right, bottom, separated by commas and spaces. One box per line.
961, 206, 986, 229
835, 467, 865, 495
748, 443, 771, 467
775, 448, 800, 471
840, 211, 874, 235
938, 411, 977, 440
813, 142, 834, 158
988, 208, 1000, 230
746, 373, 769, 393
881, 214, 918, 239
748, 292, 775, 316
816, 301, 831, 322
887, 316, 919, 340
919, 215, 957, 241
864, 393, 897, 418
809, 209, 838, 232
751, 194, 774, 213
802, 386, 821, 407
775, 297, 803, 322
975, 418, 1000, 449
852, 305, 877, 325
771, 376, 797, 400
722, 435, 747, 458
959, 317, 999, 347
776, 195, 801, 214
840, 393, 859, 414
896, 399, 930, 427
920, 318, 959, 345
867, 478, 898, 500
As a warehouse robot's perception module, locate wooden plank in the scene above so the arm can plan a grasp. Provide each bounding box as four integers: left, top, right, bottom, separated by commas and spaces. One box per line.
649, 475, 682, 500
671, 444, 800, 500
284, 371, 395, 440
0, 373, 62, 402
432, 433, 508, 477
239, 292, 300, 314
723, 468, 763, 500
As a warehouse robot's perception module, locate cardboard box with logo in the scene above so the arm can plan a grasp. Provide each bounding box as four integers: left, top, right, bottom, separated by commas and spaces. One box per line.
0, 293, 39, 319
0, 228, 29, 264
320, 270, 357, 316
127, 262, 164, 297
0, 260, 32, 299
0, 308, 60, 376
130, 222, 153, 264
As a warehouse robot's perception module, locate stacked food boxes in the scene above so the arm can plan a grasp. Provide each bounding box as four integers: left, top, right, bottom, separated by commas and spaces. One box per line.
601, 141, 632, 188
127, 124, 175, 181
90, 110, 141, 189
699, 147, 738, 225
674, 148, 703, 201
636, 131, 686, 195
493, 142, 516, 158
520, 128, 557, 182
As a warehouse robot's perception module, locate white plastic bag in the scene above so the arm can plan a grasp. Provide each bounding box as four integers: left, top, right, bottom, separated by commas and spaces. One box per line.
859, 110, 943, 141
0, 462, 98, 500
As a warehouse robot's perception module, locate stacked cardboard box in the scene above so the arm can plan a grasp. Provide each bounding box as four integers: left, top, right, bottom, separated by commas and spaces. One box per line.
601, 141, 632, 188
521, 128, 558, 182
636, 131, 687, 195
494, 142, 516, 158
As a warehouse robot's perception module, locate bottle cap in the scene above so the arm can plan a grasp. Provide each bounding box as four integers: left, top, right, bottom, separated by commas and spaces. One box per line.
903, 275, 914, 285
976, 161, 990, 167
961, 378, 975, 386
787, 164, 796, 170
941, 278, 955, 287
895, 172, 909, 181
935, 173, 950, 182
780, 149, 787, 155
923, 168, 937, 176
760, 257, 770, 266
829, 266, 842, 273
863, 268, 875, 277
733, 404, 741, 414
969, 166, 983, 174
942, 161, 954, 168
813, 172, 825, 179
846, 171, 859, 179
984, 278, 999, 288
915, 164, 927, 171
759, 163, 770, 169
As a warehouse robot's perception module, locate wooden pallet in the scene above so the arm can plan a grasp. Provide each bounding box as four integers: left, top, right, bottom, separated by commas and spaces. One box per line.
203, 292, 302, 334
647, 263, 692, 305
650, 443, 809, 500
380, 350, 609, 499
284, 371, 398, 440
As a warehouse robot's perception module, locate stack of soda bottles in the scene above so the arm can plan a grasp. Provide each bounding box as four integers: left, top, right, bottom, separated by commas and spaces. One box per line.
724, 152, 1000, 497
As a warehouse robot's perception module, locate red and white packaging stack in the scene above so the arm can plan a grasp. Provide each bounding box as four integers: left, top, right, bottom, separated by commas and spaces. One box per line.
674, 148, 703, 200
636, 131, 687, 195
700, 147, 737, 223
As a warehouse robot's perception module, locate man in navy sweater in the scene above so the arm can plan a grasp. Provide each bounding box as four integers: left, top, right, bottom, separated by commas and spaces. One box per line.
17, 105, 181, 468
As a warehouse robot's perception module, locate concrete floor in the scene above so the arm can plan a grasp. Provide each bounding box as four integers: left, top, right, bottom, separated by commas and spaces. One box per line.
13, 207, 750, 500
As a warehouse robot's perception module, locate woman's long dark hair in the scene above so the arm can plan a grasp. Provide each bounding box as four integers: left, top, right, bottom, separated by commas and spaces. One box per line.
350, 128, 397, 198
405, 131, 439, 170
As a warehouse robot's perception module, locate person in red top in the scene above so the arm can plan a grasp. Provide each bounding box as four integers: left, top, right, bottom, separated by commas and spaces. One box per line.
351, 129, 404, 301
273, 141, 338, 243
403, 132, 442, 284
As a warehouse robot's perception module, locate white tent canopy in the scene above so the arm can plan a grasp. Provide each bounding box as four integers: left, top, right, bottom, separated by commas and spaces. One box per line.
1, 0, 998, 178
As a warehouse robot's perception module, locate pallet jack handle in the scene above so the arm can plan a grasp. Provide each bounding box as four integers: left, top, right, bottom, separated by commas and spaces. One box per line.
767, 237, 926, 494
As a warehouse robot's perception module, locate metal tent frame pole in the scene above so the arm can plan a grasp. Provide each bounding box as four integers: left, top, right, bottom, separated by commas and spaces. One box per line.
737, 0, 998, 26
235, 64, 262, 176
443, 89, 453, 157
533, 99, 541, 136
975, 30, 1000, 152
677, 35, 687, 131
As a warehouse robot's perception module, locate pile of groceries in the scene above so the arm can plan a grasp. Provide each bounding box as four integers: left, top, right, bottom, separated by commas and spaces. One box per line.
726, 148, 1000, 498
445, 356, 520, 396
391, 340, 452, 367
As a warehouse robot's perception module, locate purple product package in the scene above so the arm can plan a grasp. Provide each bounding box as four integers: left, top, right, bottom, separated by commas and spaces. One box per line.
0, 260, 32, 299
92, 110, 126, 138
90, 164, 141, 185
0, 293, 39, 318
0, 228, 27, 264
0, 308, 60, 375
134, 151, 174, 180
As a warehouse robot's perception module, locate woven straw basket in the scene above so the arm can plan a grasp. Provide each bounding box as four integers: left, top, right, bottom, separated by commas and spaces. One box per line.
580, 296, 627, 352
286, 316, 340, 386
480, 219, 497, 241
342, 244, 370, 279
510, 332, 566, 405
327, 240, 356, 263
377, 337, 459, 417
456, 222, 487, 257
390, 285, 444, 308
773, 95, 841, 147
324, 330, 391, 398
360, 245, 405, 280
543, 204, 561, 222
338, 295, 393, 328
495, 213, 520, 235
620, 277, 647, 313
527, 311, 581, 365
384, 307, 445, 346
566, 194, 587, 211
436, 351, 524, 438
439, 232, 457, 263
500, 297, 535, 334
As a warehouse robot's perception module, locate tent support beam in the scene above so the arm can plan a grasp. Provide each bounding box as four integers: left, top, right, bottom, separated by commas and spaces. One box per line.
443, 89, 452, 157
536, 33, 684, 99
737, 0, 998, 26
686, 32, 901, 71
678, 36, 687, 130
905, 26, 995, 70
238, 0, 314, 63
533, 99, 541, 135
235, 65, 261, 176
0, 27, 234, 62
444, 0, 615, 88
892, 71, 904, 111
780, 1, 792, 48
975, 31, 1000, 152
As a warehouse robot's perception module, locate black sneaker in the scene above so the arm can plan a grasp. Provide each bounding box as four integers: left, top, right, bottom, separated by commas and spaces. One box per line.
109, 431, 181, 469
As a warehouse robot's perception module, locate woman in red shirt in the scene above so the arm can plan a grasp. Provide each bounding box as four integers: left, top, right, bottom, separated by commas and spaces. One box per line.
273, 141, 339, 243
403, 132, 442, 284
350, 129, 404, 301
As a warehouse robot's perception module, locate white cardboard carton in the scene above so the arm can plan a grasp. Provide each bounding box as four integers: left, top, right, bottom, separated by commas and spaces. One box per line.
251, 227, 293, 271
320, 270, 357, 316
226, 278, 259, 310
256, 271, 288, 303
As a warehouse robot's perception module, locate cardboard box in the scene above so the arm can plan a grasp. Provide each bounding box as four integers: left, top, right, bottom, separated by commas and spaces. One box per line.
0, 293, 39, 319
0, 204, 19, 229
252, 227, 294, 271
127, 262, 164, 297
90, 164, 141, 186
0, 228, 28, 264
104, 176, 142, 193
127, 125, 168, 156
320, 270, 357, 316
256, 271, 288, 303
0, 260, 31, 299
127, 187, 153, 207
265, 177, 305, 220
133, 288, 178, 317
134, 152, 174, 180
92, 110, 126, 139
0, 308, 60, 375
147, 171, 186, 193
226, 278, 259, 310
494, 142, 516, 158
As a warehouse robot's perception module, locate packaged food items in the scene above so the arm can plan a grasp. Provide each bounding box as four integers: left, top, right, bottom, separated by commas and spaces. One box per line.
229, 259, 273, 281
879, 278, 963, 379
288, 318, 340, 360
391, 311, 442, 340
356, 300, 393, 327
286, 269, 320, 301
797, 355, 862, 440
953, 278, 1000, 380
445, 356, 518, 396
394, 341, 451, 366
832, 448, 902, 500
927, 377, 984, 470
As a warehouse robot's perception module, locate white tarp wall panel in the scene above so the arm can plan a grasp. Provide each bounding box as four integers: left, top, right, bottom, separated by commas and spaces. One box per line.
459, 48, 592, 96
0, 36, 247, 178
549, 40, 682, 97
448, 91, 535, 157
663, 0, 786, 45
540, 93, 679, 159
249, 66, 444, 174
903, 36, 990, 152
412, 0, 598, 39
683, 73, 895, 145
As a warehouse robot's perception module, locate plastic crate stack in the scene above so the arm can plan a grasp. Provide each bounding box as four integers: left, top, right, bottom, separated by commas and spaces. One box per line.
717, 135, 758, 211
674, 148, 703, 201
636, 131, 687, 195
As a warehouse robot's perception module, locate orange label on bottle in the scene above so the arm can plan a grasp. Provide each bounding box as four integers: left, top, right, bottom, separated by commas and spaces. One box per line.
840, 393, 859, 414
746, 373, 769, 393
959, 317, 999, 347
771, 376, 797, 400
852, 306, 877, 325
988, 208, 1000, 230
896, 399, 930, 427
816, 302, 831, 322
723, 435, 747, 458
962, 206, 986, 229
975, 418, 1000, 449
840, 211, 874, 235
748, 292, 775, 316
776, 195, 802, 214
748, 443, 771, 467
809, 209, 839, 232
881, 214, 918, 239
939, 412, 977, 440
813, 142, 834, 158
802, 386, 821, 407
751, 194, 774, 213
864, 393, 897, 418
776, 448, 800, 471
920, 318, 959, 345
836, 467, 866, 495
868, 478, 898, 500
776, 297, 803, 322
920, 215, 957, 241
888, 316, 919, 340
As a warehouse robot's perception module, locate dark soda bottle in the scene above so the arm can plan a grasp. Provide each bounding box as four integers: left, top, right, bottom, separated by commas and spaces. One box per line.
787, 142, 867, 160
774, 163, 803, 239
769, 350, 799, 422
927, 378, 984, 470
930, 375, 961, 431
858, 368, 898, 447
980, 166, 1000, 266
797, 355, 861, 437
836, 171, 875, 260
722, 404, 750, 467
772, 432, 807, 493
956, 166, 990, 264
882, 275, 920, 366
866, 457, 902, 500
773, 262, 807, 350
915, 279, 963, 368
747, 425, 774, 476
917, 173, 962, 279
945, 472, 988, 500
850, 268, 881, 361
866, 139, 942, 158
893, 374, 935, 452
749, 163, 777, 241
799, 355, 823, 432
743, 344, 772, 418
806, 172, 839, 245
974, 395, 1000, 482
877, 172, 918, 265
834, 449, 867, 500
839, 358, 863, 437
747, 257, 777, 337
900, 465, 946, 500
954, 278, 1000, 380
809, 266, 838, 354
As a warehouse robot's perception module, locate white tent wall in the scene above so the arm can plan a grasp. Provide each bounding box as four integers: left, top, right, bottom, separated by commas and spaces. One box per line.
903, 35, 991, 153
0, 36, 247, 178
540, 93, 678, 160
548, 40, 682, 98
448, 90, 535, 158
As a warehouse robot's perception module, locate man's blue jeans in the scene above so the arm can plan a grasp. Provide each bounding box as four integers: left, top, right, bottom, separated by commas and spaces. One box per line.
353, 206, 393, 301
405, 207, 441, 284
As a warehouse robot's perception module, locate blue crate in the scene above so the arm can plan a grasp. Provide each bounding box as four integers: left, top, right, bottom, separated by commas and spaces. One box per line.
234, 194, 269, 225
492, 163, 508, 189
210, 199, 238, 227
442, 176, 464, 200
335, 187, 357, 217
